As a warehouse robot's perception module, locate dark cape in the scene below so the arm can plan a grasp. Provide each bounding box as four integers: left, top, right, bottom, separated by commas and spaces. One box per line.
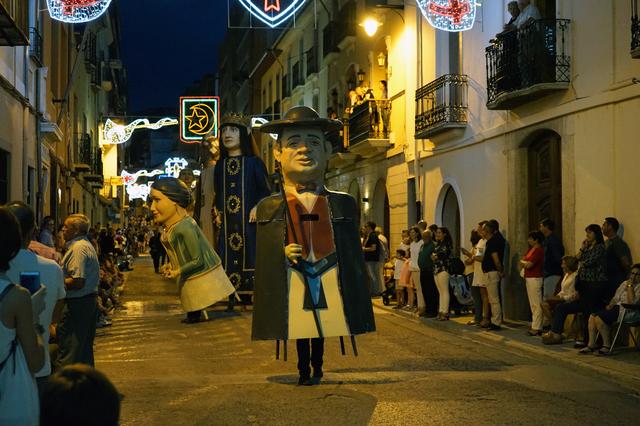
251, 190, 376, 340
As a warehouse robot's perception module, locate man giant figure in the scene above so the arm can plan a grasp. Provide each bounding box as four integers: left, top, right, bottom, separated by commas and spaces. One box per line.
252, 106, 375, 386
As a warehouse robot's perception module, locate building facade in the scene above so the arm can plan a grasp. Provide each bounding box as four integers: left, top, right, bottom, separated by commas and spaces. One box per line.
0, 0, 127, 228
225, 0, 640, 320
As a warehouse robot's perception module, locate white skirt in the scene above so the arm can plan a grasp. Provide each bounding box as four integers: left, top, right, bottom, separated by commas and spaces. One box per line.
179, 265, 235, 312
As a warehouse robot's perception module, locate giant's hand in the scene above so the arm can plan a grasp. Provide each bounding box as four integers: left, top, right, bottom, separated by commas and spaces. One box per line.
285, 243, 303, 264
249, 206, 257, 223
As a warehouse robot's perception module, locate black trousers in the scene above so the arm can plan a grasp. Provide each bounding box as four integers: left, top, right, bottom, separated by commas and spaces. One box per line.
296, 338, 324, 379
551, 281, 607, 337
421, 269, 438, 316
56, 295, 97, 368
151, 252, 166, 271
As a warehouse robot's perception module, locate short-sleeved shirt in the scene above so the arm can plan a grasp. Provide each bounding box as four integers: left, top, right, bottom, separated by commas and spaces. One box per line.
364, 232, 380, 262
482, 233, 505, 273
606, 237, 632, 286
7, 249, 66, 377
61, 236, 100, 299
514, 4, 542, 28
523, 246, 544, 278
409, 240, 424, 271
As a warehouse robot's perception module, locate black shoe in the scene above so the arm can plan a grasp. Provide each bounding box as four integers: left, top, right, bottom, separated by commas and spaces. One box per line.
297, 376, 312, 386
573, 341, 587, 349
487, 324, 502, 331
310, 376, 322, 385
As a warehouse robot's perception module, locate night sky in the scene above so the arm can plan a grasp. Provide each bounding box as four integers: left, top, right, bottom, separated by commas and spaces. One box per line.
118, 0, 228, 114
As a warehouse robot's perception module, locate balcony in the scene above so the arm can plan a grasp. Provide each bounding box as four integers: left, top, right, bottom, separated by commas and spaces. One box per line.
74, 134, 93, 173
328, 120, 358, 170
84, 31, 97, 71
0, 0, 28, 46
347, 100, 391, 159
415, 74, 468, 141
291, 62, 303, 89
632, 6, 640, 58
29, 27, 43, 64
336, 1, 356, 50
322, 21, 340, 61
306, 47, 318, 77
85, 147, 104, 185
486, 19, 571, 110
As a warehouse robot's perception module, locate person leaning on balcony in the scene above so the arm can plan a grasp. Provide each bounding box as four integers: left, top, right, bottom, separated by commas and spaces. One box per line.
513, 0, 541, 29
579, 264, 640, 355
502, 1, 520, 32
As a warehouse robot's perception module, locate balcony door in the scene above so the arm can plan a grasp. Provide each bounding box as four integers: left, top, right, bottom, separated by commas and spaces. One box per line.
528, 131, 562, 237
537, 0, 556, 19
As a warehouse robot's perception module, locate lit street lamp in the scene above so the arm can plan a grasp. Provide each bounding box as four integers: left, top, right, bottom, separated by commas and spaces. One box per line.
361, 17, 381, 37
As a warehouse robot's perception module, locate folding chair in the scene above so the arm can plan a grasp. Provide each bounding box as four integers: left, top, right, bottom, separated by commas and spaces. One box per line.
609, 303, 640, 354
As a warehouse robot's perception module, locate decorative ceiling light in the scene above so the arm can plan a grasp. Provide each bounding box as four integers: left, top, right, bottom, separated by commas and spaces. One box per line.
102, 118, 178, 145
47, 0, 112, 23
236, 0, 307, 28
417, 0, 479, 32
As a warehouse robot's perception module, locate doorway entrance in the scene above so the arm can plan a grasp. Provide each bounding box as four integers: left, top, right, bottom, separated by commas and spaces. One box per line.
528, 131, 562, 237
440, 184, 461, 253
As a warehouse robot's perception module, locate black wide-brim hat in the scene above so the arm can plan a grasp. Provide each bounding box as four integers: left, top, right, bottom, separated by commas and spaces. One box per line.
259, 106, 342, 135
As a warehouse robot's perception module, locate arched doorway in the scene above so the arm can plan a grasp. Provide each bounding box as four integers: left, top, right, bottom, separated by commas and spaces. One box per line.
528, 131, 562, 237
439, 184, 461, 253
371, 179, 390, 238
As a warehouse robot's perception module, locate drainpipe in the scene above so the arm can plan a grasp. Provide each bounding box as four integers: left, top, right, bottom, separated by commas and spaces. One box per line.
413, 6, 423, 221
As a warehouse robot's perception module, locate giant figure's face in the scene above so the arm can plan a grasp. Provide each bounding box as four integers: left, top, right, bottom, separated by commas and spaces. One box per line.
274, 127, 331, 184
149, 189, 177, 225
221, 125, 241, 152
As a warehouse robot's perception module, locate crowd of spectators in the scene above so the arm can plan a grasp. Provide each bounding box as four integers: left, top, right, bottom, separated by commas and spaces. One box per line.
376, 214, 639, 355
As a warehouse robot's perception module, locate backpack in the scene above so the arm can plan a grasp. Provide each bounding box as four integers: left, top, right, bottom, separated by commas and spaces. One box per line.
449, 275, 473, 306
447, 257, 466, 276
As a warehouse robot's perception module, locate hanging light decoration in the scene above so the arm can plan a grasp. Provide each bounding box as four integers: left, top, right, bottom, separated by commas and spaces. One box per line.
236, 0, 307, 28
417, 0, 480, 32
47, 0, 112, 23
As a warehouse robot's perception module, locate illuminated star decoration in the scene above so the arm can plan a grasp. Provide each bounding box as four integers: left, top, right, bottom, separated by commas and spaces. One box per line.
102, 118, 178, 145
417, 0, 479, 32
186, 106, 208, 132
180, 96, 219, 143
237, 0, 307, 28
47, 0, 112, 23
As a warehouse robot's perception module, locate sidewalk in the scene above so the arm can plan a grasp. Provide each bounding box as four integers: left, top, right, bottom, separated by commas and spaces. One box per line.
372, 298, 640, 391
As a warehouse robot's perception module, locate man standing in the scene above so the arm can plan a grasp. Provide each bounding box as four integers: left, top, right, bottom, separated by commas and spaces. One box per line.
602, 217, 633, 300
418, 230, 437, 317
6, 202, 66, 388
363, 222, 382, 296
57, 214, 100, 367
539, 219, 564, 300
482, 220, 505, 330
252, 106, 375, 386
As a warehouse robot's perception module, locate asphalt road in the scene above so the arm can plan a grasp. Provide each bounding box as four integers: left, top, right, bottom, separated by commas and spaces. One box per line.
95, 257, 640, 425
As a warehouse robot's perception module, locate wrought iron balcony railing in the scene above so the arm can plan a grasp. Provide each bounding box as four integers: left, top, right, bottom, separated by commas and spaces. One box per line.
632, 4, 640, 58
485, 19, 571, 110
322, 21, 340, 59
0, 0, 29, 46
348, 99, 390, 147
415, 74, 468, 140
29, 27, 43, 64
306, 47, 318, 77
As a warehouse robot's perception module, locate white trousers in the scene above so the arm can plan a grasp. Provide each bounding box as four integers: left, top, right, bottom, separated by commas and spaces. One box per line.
410, 270, 425, 309
525, 277, 544, 331
486, 271, 503, 325
543, 275, 561, 300
434, 270, 450, 314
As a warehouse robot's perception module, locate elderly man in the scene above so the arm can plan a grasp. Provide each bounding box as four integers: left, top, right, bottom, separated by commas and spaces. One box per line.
56, 213, 100, 367
252, 106, 375, 386
6, 202, 66, 388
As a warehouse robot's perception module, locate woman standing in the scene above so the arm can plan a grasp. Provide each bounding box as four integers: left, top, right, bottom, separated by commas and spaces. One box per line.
149, 178, 235, 324
432, 227, 453, 320
520, 231, 545, 335
408, 227, 424, 313
0, 207, 46, 425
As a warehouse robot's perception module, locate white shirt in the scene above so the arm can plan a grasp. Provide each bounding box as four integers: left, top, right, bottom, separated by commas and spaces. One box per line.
514, 4, 542, 29
472, 239, 487, 286
557, 271, 578, 302
7, 249, 66, 377
409, 240, 424, 271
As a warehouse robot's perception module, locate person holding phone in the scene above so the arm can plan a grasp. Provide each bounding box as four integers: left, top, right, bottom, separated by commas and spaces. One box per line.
6, 202, 66, 388
0, 206, 46, 425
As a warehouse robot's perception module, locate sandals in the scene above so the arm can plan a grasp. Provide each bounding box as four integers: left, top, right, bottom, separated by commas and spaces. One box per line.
578, 346, 598, 354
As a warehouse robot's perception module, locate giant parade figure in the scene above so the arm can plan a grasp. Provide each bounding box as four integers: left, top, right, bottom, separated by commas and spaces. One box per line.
252, 106, 376, 386
214, 114, 271, 309
149, 178, 235, 324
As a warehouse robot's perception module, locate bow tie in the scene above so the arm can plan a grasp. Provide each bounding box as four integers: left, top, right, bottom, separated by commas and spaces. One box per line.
295, 183, 319, 194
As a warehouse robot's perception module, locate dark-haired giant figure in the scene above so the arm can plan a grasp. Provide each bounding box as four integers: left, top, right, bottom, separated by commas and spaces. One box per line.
149, 178, 235, 323
214, 115, 270, 308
